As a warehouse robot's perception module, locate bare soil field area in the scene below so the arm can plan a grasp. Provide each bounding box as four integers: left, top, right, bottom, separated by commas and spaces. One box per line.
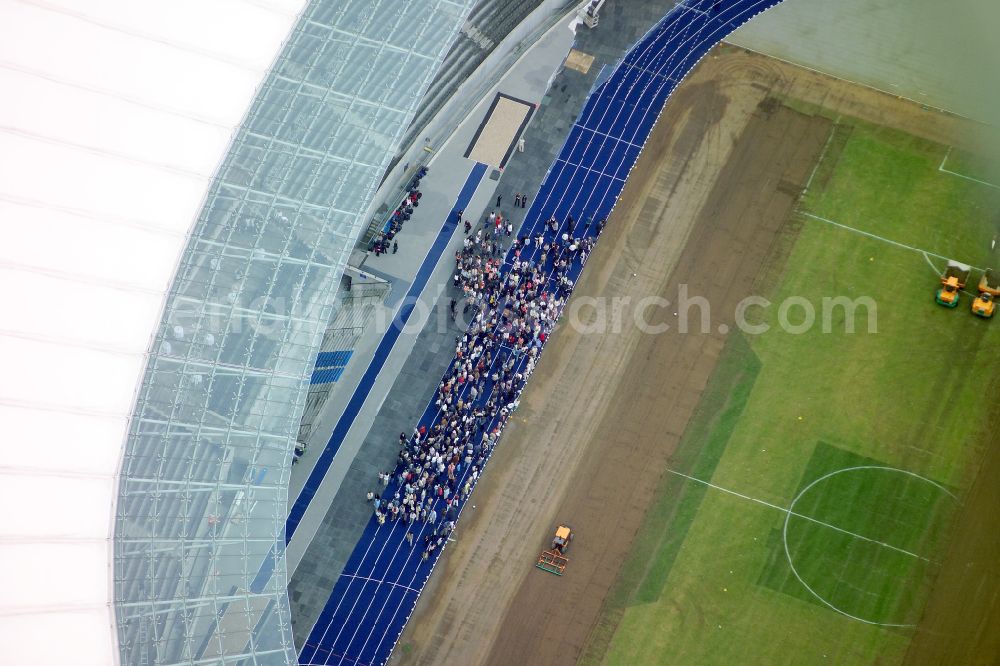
394, 46, 1000, 666
906, 402, 1000, 666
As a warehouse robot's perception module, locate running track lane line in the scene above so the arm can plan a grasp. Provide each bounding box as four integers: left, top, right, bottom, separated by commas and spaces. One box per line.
284, 161, 489, 543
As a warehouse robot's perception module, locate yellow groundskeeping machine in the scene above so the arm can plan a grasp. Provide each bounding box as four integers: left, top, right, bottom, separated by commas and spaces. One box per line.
536, 524, 573, 575
936, 261, 971, 308
973, 268, 1000, 318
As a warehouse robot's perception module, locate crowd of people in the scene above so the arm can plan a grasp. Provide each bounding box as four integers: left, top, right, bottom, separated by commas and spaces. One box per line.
370, 165, 428, 257
365, 196, 605, 559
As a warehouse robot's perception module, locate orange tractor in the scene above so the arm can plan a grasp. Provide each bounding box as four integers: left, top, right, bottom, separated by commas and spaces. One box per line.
936, 261, 971, 308
973, 269, 1000, 318
536, 524, 573, 575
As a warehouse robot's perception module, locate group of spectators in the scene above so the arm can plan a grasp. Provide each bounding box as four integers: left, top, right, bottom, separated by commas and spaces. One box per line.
370, 165, 428, 257
365, 195, 606, 558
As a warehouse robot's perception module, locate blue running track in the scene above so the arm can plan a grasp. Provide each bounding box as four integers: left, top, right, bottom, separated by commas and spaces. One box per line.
298, 1, 783, 664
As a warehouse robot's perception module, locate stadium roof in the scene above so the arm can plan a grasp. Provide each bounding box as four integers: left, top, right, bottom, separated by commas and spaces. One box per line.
0, 1, 307, 662
0, 0, 473, 663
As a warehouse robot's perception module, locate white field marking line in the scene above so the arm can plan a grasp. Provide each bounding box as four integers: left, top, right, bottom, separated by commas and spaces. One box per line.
665, 468, 930, 562
303, 517, 403, 663
939, 145, 1000, 190
938, 145, 952, 172
339, 574, 421, 595
922, 251, 942, 275
939, 168, 1000, 190
801, 116, 841, 196
783, 466, 956, 628
572, 122, 644, 150
624, 61, 678, 84
555, 158, 628, 182
801, 212, 985, 271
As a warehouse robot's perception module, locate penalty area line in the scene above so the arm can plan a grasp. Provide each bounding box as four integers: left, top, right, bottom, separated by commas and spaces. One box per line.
665, 468, 930, 562
800, 212, 984, 273
939, 146, 1000, 190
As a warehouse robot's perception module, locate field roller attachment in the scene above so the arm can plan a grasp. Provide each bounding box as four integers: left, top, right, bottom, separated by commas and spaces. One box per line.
937, 260, 971, 308
536, 524, 573, 575
972, 268, 1000, 318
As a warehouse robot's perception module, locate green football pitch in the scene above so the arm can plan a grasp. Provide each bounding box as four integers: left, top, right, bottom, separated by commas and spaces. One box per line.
581, 103, 1000, 665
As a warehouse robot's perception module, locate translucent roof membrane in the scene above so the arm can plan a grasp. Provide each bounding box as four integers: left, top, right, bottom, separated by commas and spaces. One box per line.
0, 0, 304, 663
111, 1, 474, 665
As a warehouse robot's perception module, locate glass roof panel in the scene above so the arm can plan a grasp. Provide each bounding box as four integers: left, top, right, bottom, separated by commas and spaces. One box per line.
111, 1, 475, 664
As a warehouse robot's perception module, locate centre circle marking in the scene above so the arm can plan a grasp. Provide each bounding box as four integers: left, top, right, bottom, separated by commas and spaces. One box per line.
781, 465, 955, 627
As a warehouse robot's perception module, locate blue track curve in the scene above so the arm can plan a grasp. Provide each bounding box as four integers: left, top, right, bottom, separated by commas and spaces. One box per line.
299, 1, 783, 664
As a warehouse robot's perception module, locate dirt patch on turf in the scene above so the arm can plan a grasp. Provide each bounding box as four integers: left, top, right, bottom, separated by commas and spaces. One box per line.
713, 43, 987, 151
393, 49, 834, 666
904, 375, 1000, 666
